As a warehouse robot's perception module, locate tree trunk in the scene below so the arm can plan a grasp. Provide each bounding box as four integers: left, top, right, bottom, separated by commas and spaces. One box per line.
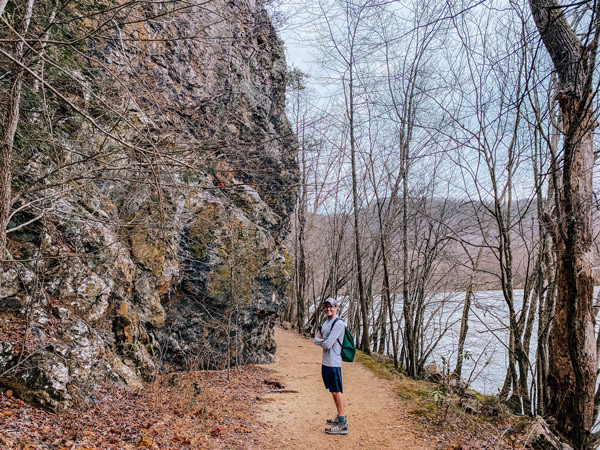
0, 0, 35, 265
453, 235, 488, 380
296, 127, 307, 332
348, 65, 370, 355
401, 151, 416, 376
530, 71, 559, 417
528, 1, 599, 447
547, 100, 597, 448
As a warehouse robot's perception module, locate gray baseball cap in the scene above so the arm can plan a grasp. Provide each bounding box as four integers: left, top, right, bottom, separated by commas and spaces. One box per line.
324, 297, 338, 307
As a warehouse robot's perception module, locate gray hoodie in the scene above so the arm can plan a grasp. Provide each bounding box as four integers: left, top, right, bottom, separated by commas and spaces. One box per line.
314, 316, 345, 367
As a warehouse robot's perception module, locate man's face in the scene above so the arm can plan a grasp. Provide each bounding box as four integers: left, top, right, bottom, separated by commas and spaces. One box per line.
324, 303, 337, 319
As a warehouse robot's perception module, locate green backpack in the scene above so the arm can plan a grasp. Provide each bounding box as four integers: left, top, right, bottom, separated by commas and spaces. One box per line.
331, 317, 356, 363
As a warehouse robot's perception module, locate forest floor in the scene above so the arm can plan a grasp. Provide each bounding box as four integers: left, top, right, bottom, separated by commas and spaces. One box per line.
0, 326, 531, 449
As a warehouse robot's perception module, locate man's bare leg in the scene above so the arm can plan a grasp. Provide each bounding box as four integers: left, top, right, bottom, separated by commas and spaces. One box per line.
332, 392, 345, 417
326, 391, 347, 434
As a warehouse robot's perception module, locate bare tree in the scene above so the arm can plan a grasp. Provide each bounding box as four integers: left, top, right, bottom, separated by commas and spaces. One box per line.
286, 68, 310, 331
436, 1, 543, 412
316, 0, 378, 352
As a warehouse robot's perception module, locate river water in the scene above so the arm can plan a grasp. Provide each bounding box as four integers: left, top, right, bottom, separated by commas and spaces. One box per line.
424, 289, 522, 395
419, 287, 600, 396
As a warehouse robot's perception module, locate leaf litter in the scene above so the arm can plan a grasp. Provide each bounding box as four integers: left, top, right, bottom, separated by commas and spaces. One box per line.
0, 365, 275, 449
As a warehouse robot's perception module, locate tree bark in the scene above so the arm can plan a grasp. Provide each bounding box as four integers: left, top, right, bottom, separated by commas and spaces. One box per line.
528, 1, 599, 447
295, 95, 307, 332
453, 233, 488, 380
375, 195, 398, 366
401, 151, 415, 376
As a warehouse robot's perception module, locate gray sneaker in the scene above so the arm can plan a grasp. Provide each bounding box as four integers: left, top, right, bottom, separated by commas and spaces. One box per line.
325, 423, 348, 435
326, 416, 339, 425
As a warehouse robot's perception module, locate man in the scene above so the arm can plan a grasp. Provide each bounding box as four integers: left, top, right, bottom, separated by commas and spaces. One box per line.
314, 297, 348, 435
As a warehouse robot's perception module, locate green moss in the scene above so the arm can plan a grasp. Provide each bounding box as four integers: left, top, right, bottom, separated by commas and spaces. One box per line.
474, 391, 496, 402
188, 205, 220, 260
116, 340, 139, 355
283, 250, 293, 273
410, 408, 428, 417
193, 244, 206, 259
355, 352, 396, 380
356, 351, 439, 422
205, 219, 268, 309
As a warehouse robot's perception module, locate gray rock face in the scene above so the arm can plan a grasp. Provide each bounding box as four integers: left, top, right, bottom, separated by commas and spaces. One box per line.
0, 0, 297, 411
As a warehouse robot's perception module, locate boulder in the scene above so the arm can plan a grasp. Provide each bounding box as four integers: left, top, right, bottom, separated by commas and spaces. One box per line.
528, 416, 573, 450
449, 377, 468, 395
458, 397, 481, 415
424, 364, 444, 383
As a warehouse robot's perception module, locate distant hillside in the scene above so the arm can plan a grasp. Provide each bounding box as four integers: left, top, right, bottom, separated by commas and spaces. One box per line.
289, 194, 600, 303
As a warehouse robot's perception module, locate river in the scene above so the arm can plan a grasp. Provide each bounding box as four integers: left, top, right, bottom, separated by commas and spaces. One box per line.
425, 289, 522, 395
423, 287, 600, 396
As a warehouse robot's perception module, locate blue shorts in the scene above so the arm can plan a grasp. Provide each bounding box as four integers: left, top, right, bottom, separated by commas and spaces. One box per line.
322, 365, 343, 393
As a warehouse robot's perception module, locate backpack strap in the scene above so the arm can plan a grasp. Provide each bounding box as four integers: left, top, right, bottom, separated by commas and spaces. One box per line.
331, 317, 343, 346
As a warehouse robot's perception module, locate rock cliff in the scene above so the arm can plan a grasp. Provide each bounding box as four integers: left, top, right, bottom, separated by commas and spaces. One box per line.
0, 0, 297, 411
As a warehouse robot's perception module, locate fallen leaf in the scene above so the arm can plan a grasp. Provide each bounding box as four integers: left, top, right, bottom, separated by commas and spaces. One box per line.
137, 435, 158, 449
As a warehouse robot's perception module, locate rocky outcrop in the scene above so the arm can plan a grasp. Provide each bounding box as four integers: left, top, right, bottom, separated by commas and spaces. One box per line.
527, 416, 574, 450
0, 0, 297, 411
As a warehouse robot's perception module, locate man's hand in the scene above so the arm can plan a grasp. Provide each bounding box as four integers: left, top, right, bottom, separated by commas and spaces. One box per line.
314, 332, 325, 346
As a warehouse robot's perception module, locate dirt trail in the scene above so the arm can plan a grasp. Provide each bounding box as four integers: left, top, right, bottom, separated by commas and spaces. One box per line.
259, 327, 439, 449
